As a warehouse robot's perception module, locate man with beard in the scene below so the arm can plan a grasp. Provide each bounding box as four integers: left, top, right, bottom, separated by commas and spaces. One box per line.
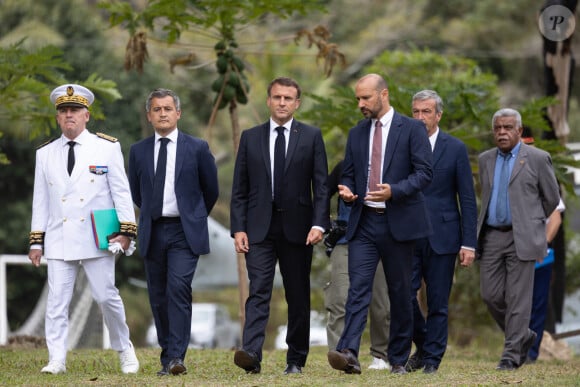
327, 74, 432, 375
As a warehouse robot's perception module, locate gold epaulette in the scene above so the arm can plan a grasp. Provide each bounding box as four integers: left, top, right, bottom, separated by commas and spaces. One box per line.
119, 222, 137, 238
36, 138, 57, 150
96, 132, 118, 142
29, 231, 45, 246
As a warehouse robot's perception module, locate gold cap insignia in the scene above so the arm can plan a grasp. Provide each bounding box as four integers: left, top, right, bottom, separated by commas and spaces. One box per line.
50, 84, 95, 109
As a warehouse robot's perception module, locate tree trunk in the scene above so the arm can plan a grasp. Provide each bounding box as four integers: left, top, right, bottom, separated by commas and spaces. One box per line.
229, 100, 249, 333
541, 0, 577, 144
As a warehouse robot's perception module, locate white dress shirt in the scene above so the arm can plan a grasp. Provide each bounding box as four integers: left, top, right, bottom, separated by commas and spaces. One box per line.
154, 129, 180, 217
364, 107, 394, 208
429, 127, 439, 151
269, 118, 291, 198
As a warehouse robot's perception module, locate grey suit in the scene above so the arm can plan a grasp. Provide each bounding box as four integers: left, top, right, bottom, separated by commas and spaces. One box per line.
477, 142, 559, 365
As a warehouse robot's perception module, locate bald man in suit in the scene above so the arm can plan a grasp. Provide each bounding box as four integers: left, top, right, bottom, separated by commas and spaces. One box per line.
327, 74, 432, 375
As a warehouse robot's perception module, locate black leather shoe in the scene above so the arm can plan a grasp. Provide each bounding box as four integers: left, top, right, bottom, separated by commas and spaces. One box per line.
519, 329, 537, 366
496, 359, 517, 371
234, 350, 261, 374
391, 365, 407, 374
405, 349, 425, 372
284, 364, 302, 374
423, 364, 438, 374
156, 364, 169, 376
168, 358, 187, 375
327, 349, 361, 374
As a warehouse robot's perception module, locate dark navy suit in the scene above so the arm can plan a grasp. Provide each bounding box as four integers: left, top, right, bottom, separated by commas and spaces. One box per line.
337, 111, 432, 367
410, 130, 477, 367
129, 131, 218, 367
230, 119, 329, 367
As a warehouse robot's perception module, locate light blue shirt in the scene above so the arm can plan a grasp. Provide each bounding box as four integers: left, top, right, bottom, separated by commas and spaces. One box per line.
486, 142, 521, 226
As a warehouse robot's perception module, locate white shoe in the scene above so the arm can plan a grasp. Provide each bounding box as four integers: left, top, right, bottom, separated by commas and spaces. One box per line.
41, 361, 66, 374
368, 357, 391, 370
119, 342, 139, 374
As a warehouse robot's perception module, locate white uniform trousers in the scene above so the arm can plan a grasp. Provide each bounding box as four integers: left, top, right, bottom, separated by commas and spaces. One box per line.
45, 256, 131, 363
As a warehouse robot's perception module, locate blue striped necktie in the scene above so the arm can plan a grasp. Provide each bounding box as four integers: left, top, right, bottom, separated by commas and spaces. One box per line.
495, 152, 510, 224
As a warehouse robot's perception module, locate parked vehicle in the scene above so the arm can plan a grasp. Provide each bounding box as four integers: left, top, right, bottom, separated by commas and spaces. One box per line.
146, 303, 240, 349
566, 142, 580, 195
275, 310, 327, 349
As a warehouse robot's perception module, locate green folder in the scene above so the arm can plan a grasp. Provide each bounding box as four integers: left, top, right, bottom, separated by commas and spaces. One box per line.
90, 209, 120, 249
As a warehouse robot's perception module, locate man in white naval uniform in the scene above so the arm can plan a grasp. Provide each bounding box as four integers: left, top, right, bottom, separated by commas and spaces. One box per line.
28, 84, 139, 375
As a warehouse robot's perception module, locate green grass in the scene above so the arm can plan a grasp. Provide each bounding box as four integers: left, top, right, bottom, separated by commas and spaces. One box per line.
1, 338, 580, 386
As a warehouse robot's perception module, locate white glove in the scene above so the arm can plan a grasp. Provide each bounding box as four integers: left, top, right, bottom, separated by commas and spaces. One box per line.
108, 240, 136, 256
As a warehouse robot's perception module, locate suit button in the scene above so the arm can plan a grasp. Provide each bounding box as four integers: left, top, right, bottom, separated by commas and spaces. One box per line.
80, 218, 85, 222
62, 197, 66, 202
63, 218, 67, 222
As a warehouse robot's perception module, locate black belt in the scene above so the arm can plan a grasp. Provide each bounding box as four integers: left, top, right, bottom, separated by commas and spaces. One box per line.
155, 216, 181, 223
363, 205, 385, 214
486, 224, 512, 232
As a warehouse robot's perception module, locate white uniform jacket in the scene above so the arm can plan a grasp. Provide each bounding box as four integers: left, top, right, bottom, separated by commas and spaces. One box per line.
30, 129, 135, 260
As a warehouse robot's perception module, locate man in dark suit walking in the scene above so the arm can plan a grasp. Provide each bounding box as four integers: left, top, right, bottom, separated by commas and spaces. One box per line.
477, 108, 559, 371
128, 88, 219, 376
230, 77, 329, 375
327, 73, 433, 375
405, 90, 477, 374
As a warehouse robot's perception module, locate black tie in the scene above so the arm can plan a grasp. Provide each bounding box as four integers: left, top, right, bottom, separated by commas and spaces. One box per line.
67, 141, 76, 176
151, 138, 169, 220
274, 126, 286, 208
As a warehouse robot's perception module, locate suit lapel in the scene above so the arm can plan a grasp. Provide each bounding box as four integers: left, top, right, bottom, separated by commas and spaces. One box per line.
432, 131, 447, 166
382, 112, 402, 174
486, 151, 496, 188
285, 121, 301, 172
510, 144, 528, 183
358, 119, 372, 168
260, 123, 272, 181
175, 132, 185, 182
145, 136, 156, 187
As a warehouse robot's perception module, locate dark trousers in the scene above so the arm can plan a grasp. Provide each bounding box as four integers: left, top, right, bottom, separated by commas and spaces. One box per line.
242, 211, 312, 366
145, 219, 198, 366
411, 238, 457, 366
529, 263, 553, 360
337, 209, 414, 367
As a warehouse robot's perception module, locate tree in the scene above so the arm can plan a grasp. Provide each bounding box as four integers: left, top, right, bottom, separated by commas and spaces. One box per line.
98, 0, 330, 327
540, 0, 577, 144
0, 41, 121, 247
300, 48, 580, 338
0, 43, 66, 164
0, 0, 128, 332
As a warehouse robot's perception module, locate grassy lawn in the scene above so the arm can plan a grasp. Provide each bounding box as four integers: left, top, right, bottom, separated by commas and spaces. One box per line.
1, 334, 579, 386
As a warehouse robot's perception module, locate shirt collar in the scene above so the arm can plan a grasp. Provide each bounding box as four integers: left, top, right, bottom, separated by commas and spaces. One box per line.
429, 127, 440, 150
374, 107, 394, 128
155, 128, 179, 143
61, 129, 88, 146
498, 141, 521, 158
270, 118, 293, 133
